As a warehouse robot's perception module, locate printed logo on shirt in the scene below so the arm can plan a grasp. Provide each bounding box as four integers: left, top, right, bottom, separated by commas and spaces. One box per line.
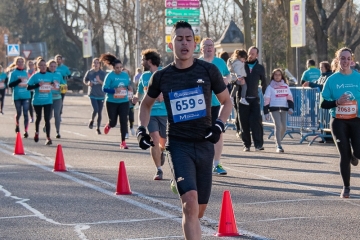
337, 83, 359, 89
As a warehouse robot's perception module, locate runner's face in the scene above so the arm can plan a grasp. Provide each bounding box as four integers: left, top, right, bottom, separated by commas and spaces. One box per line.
248, 48, 258, 62
141, 56, 150, 69
16, 59, 25, 69
201, 40, 214, 58
273, 71, 282, 82
93, 60, 100, 70
171, 28, 196, 61
339, 51, 352, 71
56, 57, 62, 65
49, 62, 57, 72
38, 61, 47, 72
319, 63, 326, 73
114, 63, 123, 74
28, 62, 34, 70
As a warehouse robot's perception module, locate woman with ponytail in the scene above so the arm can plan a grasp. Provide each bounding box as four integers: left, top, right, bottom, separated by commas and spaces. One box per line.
100, 53, 132, 149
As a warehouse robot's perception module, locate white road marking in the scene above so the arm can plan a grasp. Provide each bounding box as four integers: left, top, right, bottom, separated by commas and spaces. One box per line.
62, 130, 87, 137
0, 215, 36, 220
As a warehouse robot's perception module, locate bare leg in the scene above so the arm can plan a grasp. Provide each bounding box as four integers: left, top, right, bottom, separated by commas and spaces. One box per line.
181, 190, 201, 240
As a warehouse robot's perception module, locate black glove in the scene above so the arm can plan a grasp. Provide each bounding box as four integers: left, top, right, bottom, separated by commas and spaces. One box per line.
136, 126, 154, 150
204, 119, 225, 143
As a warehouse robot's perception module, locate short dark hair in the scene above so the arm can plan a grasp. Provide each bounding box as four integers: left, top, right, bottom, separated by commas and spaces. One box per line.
307, 59, 316, 66
248, 46, 259, 54
55, 54, 62, 60
319, 61, 331, 72
141, 49, 161, 67
171, 21, 194, 40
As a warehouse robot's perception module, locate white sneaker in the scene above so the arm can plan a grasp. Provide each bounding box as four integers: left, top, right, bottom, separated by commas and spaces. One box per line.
240, 98, 249, 105
130, 128, 135, 136
125, 133, 129, 139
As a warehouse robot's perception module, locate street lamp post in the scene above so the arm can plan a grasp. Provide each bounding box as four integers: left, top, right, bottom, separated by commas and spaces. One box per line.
135, 0, 141, 69
256, 0, 262, 64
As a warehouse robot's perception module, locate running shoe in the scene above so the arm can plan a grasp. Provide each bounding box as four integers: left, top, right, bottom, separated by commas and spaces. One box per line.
239, 97, 249, 105
88, 120, 94, 129
153, 169, 163, 180
45, 138, 52, 146
160, 151, 166, 166
276, 146, 284, 153
43, 125, 46, 133
120, 141, 128, 149
243, 146, 250, 152
213, 164, 227, 175
104, 124, 110, 134
125, 133, 129, 139
340, 187, 350, 198
15, 125, 20, 133
23, 132, 28, 138
30, 118, 34, 123
170, 179, 178, 194
34, 132, 39, 143
351, 153, 359, 166
96, 129, 101, 135
56, 133, 61, 139
130, 128, 135, 136
255, 146, 265, 151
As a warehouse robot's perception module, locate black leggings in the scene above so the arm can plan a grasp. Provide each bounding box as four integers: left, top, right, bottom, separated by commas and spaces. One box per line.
34, 104, 52, 138
128, 106, 134, 129
29, 91, 34, 119
0, 89, 5, 112
106, 101, 129, 141
330, 117, 360, 187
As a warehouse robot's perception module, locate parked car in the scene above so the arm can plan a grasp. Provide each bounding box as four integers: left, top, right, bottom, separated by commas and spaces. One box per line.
68, 68, 86, 93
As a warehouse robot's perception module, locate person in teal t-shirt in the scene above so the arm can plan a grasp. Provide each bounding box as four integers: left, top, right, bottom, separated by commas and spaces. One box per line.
199, 38, 231, 175
8, 57, 31, 137
55, 54, 71, 119
0, 65, 8, 114
301, 59, 321, 84
47, 59, 66, 139
100, 53, 132, 149
133, 49, 167, 180
27, 59, 54, 146
321, 47, 360, 199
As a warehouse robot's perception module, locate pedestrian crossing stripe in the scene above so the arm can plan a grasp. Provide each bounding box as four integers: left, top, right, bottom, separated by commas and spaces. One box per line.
7, 44, 20, 56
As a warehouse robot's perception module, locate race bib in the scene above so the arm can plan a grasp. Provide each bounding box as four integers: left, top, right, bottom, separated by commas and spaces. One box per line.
169, 87, 206, 123
40, 83, 52, 93
52, 81, 60, 90
19, 78, 28, 87
114, 87, 127, 99
274, 86, 289, 97
336, 100, 358, 119
0, 82, 4, 89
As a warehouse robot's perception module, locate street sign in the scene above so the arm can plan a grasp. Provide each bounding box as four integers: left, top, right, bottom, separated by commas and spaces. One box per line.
7, 44, 20, 56
165, 25, 201, 35
165, 9, 200, 17
166, 18, 200, 26
194, 35, 201, 44
4, 34, 8, 45
166, 43, 200, 53
165, 0, 200, 8
165, 35, 172, 43
82, 29, 93, 58
23, 50, 32, 59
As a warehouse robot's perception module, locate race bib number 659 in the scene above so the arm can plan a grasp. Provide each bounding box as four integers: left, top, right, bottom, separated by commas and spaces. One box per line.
169, 87, 206, 123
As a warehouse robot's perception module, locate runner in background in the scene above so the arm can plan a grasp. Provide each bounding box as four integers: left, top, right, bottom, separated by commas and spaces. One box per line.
47, 59, 65, 139
27, 60, 36, 122
27, 59, 54, 145
0, 65, 8, 114
100, 53, 132, 149
199, 38, 231, 175
55, 54, 71, 120
133, 49, 167, 180
83, 58, 106, 134
8, 57, 31, 138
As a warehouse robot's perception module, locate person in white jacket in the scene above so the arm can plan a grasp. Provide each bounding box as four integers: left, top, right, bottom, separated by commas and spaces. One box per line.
227, 49, 248, 105
263, 68, 294, 153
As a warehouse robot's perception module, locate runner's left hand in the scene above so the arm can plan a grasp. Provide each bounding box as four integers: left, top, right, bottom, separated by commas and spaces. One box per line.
204, 119, 225, 144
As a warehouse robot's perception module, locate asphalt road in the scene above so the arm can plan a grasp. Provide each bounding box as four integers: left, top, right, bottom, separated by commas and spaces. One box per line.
1, 94, 360, 240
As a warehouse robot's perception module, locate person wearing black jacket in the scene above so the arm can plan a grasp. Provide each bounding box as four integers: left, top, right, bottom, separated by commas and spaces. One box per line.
237, 46, 267, 151
0, 65, 8, 114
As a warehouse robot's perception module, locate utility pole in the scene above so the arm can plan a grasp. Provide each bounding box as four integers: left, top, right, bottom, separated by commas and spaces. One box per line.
135, 0, 141, 69
256, 0, 262, 63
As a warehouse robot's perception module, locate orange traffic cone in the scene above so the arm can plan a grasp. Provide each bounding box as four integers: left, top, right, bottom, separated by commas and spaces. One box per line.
115, 161, 132, 195
53, 144, 67, 172
215, 190, 241, 237
13, 132, 25, 155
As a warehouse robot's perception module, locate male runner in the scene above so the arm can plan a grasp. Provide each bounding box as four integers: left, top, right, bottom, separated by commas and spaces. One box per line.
136, 21, 232, 240
199, 38, 231, 175
133, 49, 167, 180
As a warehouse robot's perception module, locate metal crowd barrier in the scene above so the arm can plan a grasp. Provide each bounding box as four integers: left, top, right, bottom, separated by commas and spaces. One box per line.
308, 108, 332, 145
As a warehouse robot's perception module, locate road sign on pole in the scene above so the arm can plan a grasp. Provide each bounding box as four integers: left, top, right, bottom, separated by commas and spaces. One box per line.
4, 34, 8, 45
7, 44, 20, 57
165, 0, 200, 8
165, 9, 200, 17
166, 18, 200, 26
23, 50, 32, 59
82, 29, 93, 58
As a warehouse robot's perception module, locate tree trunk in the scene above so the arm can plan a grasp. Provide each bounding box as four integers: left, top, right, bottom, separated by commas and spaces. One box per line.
234, 0, 253, 49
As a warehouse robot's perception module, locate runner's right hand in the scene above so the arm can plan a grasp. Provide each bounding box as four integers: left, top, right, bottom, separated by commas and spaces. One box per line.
136, 126, 154, 150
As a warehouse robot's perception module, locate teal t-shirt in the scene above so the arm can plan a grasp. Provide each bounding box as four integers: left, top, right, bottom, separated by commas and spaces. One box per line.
51, 72, 66, 100
56, 64, 71, 83
322, 70, 360, 118
0, 72, 7, 90
199, 57, 230, 106
301, 67, 321, 83
138, 70, 167, 116
9, 69, 31, 100
27, 72, 54, 105
103, 71, 130, 103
